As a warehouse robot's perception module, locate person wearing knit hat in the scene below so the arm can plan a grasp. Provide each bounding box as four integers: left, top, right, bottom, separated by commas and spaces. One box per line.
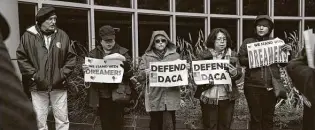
238, 15, 292, 130
16, 6, 76, 130
83, 25, 132, 130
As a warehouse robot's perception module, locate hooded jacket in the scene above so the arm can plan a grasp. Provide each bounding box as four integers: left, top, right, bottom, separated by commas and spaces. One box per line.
286, 55, 315, 130
0, 13, 37, 130
87, 43, 132, 108
16, 25, 76, 91
238, 15, 282, 88
194, 49, 242, 101
137, 30, 181, 112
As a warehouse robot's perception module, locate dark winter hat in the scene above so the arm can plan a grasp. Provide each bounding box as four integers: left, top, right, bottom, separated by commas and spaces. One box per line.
0, 13, 10, 40
36, 6, 56, 25
99, 25, 116, 40
254, 15, 274, 30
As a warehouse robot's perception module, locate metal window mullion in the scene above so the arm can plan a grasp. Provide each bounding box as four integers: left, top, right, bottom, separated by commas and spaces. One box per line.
90, 7, 95, 50
301, 0, 305, 43
237, 0, 242, 52
270, 0, 274, 37
170, 0, 176, 43
132, 0, 139, 63
41, 0, 90, 9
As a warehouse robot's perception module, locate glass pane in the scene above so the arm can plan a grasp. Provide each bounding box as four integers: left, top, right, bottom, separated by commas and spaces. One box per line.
18, 3, 36, 37
176, 0, 204, 13
94, 0, 130, 8
274, 20, 300, 41
210, 0, 236, 14
305, 20, 315, 33
44, 6, 89, 48
274, 0, 299, 16
138, 0, 169, 11
305, 0, 315, 16
138, 15, 170, 56
243, 20, 255, 40
54, 0, 86, 4
210, 18, 238, 49
243, 0, 267, 15
176, 17, 204, 46
95, 11, 132, 54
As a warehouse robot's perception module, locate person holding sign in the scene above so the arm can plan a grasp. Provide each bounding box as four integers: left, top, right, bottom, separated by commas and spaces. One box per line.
287, 50, 315, 130
84, 25, 132, 130
194, 28, 243, 130
136, 30, 181, 130
238, 15, 292, 130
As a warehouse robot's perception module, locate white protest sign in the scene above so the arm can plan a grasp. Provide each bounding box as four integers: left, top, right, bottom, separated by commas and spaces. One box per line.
149, 60, 188, 87
84, 57, 124, 83
192, 60, 231, 85
303, 29, 315, 68
247, 38, 290, 69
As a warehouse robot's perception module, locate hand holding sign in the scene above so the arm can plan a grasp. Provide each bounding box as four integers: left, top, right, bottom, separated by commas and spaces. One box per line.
227, 63, 237, 76
281, 44, 292, 52
82, 64, 89, 72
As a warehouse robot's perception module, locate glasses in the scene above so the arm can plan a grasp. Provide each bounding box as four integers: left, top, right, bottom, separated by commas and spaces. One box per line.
154, 39, 167, 43
215, 38, 227, 41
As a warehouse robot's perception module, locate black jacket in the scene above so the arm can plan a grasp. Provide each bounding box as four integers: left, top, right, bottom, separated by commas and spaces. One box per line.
0, 13, 37, 130
16, 25, 76, 91
87, 44, 132, 107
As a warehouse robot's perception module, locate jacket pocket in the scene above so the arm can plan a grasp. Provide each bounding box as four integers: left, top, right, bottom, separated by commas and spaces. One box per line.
52, 68, 66, 87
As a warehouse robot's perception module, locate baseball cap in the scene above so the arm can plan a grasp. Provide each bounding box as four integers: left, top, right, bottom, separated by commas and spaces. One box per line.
99, 25, 116, 40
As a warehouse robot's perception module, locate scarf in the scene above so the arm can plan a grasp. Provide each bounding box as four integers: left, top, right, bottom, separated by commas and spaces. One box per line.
153, 49, 166, 59
200, 48, 233, 105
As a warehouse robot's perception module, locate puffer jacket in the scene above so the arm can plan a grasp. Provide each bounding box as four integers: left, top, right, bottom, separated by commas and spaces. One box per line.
238, 15, 285, 88
16, 25, 76, 91
137, 30, 181, 112
87, 44, 132, 108
194, 49, 242, 100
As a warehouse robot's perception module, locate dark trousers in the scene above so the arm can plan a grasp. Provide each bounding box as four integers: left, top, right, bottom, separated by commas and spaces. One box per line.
244, 86, 277, 130
302, 104, 315, 130
200, 100, 235, 130
98, 98, 124, 130
149, 111, 176, 130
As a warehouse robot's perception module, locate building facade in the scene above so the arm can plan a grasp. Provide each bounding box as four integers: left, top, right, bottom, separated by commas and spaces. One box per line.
14, 0, 315, 62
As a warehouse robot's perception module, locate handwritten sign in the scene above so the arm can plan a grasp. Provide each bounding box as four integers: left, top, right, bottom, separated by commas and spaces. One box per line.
192, 60, 231, 85
84, 57, 124, 83
149, 60, 188, 87
247, 38, 290, 68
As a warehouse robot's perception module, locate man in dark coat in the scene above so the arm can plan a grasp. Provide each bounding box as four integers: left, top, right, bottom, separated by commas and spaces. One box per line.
16, 6, 76, 130
287, 51, 315, 130
0, 13, 37, 130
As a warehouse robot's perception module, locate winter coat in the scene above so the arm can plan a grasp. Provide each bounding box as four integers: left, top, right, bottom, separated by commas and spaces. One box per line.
238, 15, 286, 88
87, 44, 132, 108
287, 56, 315, 130
194, 49, 242, 100
137, 30, 181, 112
0, 15, 37, 130
16, 25, 76, 91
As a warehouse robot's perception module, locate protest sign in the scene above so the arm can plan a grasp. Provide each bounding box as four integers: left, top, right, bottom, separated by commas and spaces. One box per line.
192, 60, 231, 85
303, 29, 315, 68
247, 38, 290, 68
84, 57, 124, 83
149, 60, 188, 87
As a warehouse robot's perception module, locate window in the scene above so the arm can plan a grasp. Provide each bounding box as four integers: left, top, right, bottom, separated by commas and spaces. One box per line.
175, 0, 204, 13
44, 6, 89, 48
54, 0, 87, 4
243, 0, 268, 15
305, 0, 315, 16
138, 15, 170, 56
243, 20, 255, 40
94, 0, 131, 8
210, 18, 238, 49
305, 21, 315, 33
176, 17, 204, 46
274, 0, 299, 16
274, 20, 300, 41
210, 0, 236, 15
95, 11, 132, 54
18, 3, 36, 37
138, 0, 169, 11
